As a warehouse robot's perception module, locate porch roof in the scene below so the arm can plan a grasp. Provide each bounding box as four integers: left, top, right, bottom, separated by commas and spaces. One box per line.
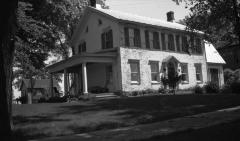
205, 42, 226, 64
46, 52, 117, 73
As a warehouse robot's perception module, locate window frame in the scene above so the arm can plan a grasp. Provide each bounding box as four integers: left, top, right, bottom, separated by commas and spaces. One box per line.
149, 61, 160, 83
181, 63, 189, 84
133, 28, 141, 47
168, 34, 175, 51
161, 33, 166, 50
195, 63, 203, 83
124, 27, 130, 46
129, 60, 140, 84
101, 29, 113, 49
153, 32, 160, 49
145, 30, 150, 49
181, 35, 188, 53
78, 41, 86, 54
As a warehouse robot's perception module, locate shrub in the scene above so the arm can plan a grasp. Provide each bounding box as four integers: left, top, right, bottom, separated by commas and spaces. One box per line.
17, 95, 28, 104
158, 87, 166, 94
204, 82, 219, 94
194, 85, 204, 94
230, 81, 240, 94
89, 86, 109, 94
47, 96, 67, 103
38, 97, 47, 103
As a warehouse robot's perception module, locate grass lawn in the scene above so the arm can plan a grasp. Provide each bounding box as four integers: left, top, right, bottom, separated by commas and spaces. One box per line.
13, 94, 240, 140
140, 119, 240, 141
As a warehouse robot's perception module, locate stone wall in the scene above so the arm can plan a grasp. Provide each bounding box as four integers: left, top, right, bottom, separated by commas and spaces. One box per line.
119, 47, 208, 92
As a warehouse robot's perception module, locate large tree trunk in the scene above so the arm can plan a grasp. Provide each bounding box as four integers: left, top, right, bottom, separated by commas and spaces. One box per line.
0, 0, 18, 139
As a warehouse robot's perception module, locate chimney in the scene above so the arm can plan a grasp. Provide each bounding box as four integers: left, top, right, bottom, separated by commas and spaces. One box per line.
167, 11, 175, 22
90, 0, 102, 9
90, 0, 96, 7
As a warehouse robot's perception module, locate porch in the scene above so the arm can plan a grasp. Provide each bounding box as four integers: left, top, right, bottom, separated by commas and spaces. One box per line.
46, 51, 118, 96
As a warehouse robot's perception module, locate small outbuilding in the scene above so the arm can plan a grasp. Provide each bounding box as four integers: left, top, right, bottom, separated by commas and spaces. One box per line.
20, 79, 61, 104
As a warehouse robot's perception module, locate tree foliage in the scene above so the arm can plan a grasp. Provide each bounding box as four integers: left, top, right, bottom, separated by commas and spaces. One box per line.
14, 0, 108, 88
182, 0, 240, 47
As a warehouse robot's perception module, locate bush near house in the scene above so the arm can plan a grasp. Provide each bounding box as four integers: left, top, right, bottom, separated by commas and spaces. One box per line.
89, 86, 109, 94
194, 85, 204, 94
204, 82, 219, 94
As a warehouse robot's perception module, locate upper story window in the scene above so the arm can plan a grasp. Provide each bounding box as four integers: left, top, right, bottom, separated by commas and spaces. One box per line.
150, 61, 160, 82
195, 63, 202, 83
129, 60, 140, 84
101, 29, 113, 49
98, 19, 102, 26
161, 33, 166, 50
182, 35, 188, 53
78, 41, 86, 53
153, 32, 160, 49
195, 38, 202, 54
133, 28, 141, 47
181, 63, 189, 83
176, 35, 181, 52
85, 26, 88, 33
124, 27, 130, 46
145, 30, 150, 49
168, 34, 175, 51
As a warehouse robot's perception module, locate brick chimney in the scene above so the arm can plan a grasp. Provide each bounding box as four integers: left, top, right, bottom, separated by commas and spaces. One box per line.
90, 0, 102, 9
167, 11, 175, 22
90, 0, 96, 7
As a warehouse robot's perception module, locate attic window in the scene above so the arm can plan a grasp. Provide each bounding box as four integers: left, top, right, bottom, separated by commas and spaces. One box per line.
98, 19, 102, 25
85, 26, 88, 33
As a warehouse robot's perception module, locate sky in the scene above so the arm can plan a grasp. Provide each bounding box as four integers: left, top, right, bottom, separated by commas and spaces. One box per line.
106, 0, 190, 21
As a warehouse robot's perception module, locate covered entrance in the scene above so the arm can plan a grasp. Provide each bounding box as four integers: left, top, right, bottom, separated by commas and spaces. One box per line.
46, 52, 117, 96
209, 68, 220, 87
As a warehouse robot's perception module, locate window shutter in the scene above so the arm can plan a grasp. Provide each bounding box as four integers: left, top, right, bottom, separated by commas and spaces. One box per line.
101, 33, 105, 49
109, 29, 113, 48
124, 27, 130, 46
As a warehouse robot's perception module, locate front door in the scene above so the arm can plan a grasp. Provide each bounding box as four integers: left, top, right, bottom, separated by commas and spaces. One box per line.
210, 68, 219, 87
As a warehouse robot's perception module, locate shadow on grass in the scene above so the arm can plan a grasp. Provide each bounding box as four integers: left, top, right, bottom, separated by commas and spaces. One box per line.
13, 94, 240, 139
136, 119, 240, 141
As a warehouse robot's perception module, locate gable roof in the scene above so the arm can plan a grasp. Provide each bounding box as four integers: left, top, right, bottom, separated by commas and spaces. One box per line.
20, 79, 60, 90
71, 7, 203, 46
205, 42, 226, 64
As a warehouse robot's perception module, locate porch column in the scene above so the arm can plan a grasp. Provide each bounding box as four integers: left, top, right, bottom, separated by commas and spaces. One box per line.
64, 69, 68, 96
49, 73, 54, 97
82, 62, 88, 94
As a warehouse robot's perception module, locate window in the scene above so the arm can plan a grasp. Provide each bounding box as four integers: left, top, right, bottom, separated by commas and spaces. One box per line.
129, 60, 140, 84
176, 35, 181, 52
150, 61, 160, 82
124, 27, 130, 46
98, 19, 102, 25
134, 28, 141, 47
195, 38, 202, 54
190, 36, 195, 53
78, 41, 86, 53
101, 29, 113, 49
106, 65, 113, 84
145, 30, 150, 49
85, 26, 88, 33
161, 33, 166, 50
168, 34, 175, 51
195, 63, 202, 83
181, 63, 189, 83
182, 36, 188, 53
153, 32, 160, 49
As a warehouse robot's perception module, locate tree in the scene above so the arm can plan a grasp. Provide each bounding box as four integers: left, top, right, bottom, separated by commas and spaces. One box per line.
0, 0, 18, 139
176, 0, 240, 47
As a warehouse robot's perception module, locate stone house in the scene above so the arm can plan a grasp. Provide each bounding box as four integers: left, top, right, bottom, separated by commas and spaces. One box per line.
47, 4, 225, 95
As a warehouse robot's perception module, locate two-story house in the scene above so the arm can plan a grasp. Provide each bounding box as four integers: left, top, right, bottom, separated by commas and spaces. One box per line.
47, 4, 225, 95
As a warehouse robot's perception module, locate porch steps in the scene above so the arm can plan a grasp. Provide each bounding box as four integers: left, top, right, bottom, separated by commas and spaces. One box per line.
94, 93, 120, 100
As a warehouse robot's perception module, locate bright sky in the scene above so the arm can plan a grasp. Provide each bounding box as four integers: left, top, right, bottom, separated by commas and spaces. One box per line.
106, 0, 190, 21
